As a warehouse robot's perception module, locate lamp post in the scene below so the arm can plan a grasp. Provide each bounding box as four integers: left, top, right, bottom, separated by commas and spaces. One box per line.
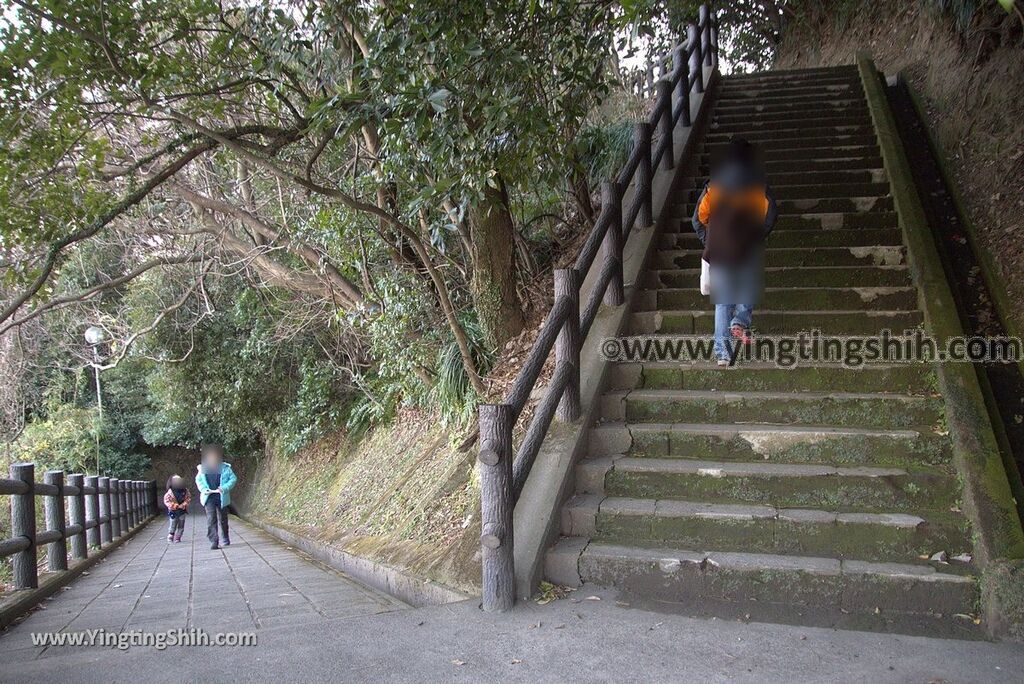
84, 326, 105, 475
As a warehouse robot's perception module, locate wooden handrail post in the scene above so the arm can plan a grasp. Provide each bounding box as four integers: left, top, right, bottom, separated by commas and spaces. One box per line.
68, 473, 87, 560
119, 479, 129, 532
673, 46, 691, 128
85, 475, 99, 547
700, 4, 712, 67
656, 80, 674, 170
710, 7, 719, 66
645, 62, 654, 96
478, 403, 515, 612
111, 477, 122, 539
554, 268, 582, 422
98, 476, 111, 543
635, 123, 654, 227
10, 462, 37, 589
44, 470, 68, 571
601, 181, 624, 305
688, 24, 703, 95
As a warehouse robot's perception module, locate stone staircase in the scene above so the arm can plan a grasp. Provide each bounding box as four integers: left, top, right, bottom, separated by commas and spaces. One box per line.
545, 65, 981, 636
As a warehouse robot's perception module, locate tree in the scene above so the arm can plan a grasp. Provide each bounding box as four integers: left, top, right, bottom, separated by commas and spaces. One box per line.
0, 0, 623, 452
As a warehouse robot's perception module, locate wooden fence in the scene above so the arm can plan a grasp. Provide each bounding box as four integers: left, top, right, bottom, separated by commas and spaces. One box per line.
1, 462, 157, 590
477, 3, 719, 611
625, 5, 719, 99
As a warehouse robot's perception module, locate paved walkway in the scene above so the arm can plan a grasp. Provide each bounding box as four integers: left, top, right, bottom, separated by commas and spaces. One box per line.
0, 515, 404, 664
3, 515, 1024, 683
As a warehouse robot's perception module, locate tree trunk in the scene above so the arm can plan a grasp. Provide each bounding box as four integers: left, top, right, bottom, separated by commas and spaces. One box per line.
469, 183, 524, 350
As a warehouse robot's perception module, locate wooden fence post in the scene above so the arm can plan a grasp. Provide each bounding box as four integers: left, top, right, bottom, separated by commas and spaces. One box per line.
688, 23, 703, 94
656, 80, 674, 171
44, 470, 68, 572
673, 45, 692, 128
111, 477, 123, 539
128, 481, 136, 528
68, 473, 87, 560
85, 475, 100, 547
119, 479, 129, 532
635, 123, 654, 227
710, 7, 719, 66
554, 269, 581, 422
10, 462, 37, 589
479, 403, 515, 612
601, 181, 624, 306
98, 476, 111, 543
700, 4, 712, 67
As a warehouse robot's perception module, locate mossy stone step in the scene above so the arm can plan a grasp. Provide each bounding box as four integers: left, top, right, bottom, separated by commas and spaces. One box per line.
704, 134, 879, 153
719, 80, 863, 97
661, 229, 901, 250
587, 423, 952, 468
701, 147, 879, 166
724, 63, 858, 80
546, 540, 981, 637
570, 497, 970, 566
686, 182, 889, 201
607, 362, 933, 393
636, 286, 917, 311
664, 211, 898, 231
603, 389, 942, 430
704, 124, 874, 143
590, 457, 955, 512
712, 110, 871, 126
714, 101, 868, 117
631, 309, 923, 335
643, 265, 911, 289
652, 246, 905, 269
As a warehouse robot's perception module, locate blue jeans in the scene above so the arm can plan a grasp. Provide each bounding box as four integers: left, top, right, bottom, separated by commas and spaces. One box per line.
714, 303, 753, 359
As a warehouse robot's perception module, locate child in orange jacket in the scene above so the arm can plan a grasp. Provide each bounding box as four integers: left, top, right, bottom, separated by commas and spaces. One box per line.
163, 475, 191, 543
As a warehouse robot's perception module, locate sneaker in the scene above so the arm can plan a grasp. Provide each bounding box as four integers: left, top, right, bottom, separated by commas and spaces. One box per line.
716, 358, 729, 367
167, 535, 174, 543
730, 324, 753, 346
221, 539, 230, 547
174, 535, 182, 543
211, 542, 219, 550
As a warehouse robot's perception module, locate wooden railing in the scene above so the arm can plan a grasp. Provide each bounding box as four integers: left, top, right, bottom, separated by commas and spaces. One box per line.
477, 3, 718, 612
625, 6, 719, 99
1, 462, 157, 590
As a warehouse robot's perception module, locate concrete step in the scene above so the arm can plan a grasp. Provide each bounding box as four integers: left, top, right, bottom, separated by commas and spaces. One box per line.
713, 100, 868, 117
686, 182, 890, 201
704, 124, 875, 143
580, 456, 955, 512
721, 75, 862, 93
712, 110, 871, 127
664, 210, 899, 231
642, 265, 911, 289
692, 169, 888, 187
635, 285, 917, 311
606, 362, 934, 394
718, 87, 863, 105
724, 156, 885, 174
587, 422, 952, 468
545, 540, 981, 637
651, 246, 906, 269
704, 134, 879, 152
685, 196, 893, 215
660, 229, 902, 251
708, 116, 873, 135
630, 309, 923, 335
723, 64, 858, 83
601, 389, 942, 430
564, 496, 970, 566
700, 146, 879, 165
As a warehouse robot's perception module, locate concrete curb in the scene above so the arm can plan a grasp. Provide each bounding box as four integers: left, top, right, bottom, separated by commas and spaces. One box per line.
241, 514, 469, 608
858, 53, 1024, 638
0, 515, 158, 630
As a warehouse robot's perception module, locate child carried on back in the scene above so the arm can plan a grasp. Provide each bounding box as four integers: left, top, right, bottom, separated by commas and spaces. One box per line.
163, 475, 191, 543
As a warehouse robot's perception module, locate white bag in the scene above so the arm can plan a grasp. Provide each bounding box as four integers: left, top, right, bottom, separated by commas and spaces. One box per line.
699, 258, 711, 296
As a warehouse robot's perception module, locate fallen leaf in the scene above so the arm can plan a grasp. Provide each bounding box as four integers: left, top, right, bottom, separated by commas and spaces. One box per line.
451, 659, 465, 667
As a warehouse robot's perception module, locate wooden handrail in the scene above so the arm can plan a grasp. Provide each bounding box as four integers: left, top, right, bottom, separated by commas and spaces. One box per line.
1, 463, 158, 590
477, 3, 719, 612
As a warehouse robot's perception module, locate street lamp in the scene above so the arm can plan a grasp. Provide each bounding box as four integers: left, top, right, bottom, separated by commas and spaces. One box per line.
84, 326, 105, 474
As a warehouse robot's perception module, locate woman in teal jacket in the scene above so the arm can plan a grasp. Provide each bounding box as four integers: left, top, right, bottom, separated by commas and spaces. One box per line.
196, 444, 237, 549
